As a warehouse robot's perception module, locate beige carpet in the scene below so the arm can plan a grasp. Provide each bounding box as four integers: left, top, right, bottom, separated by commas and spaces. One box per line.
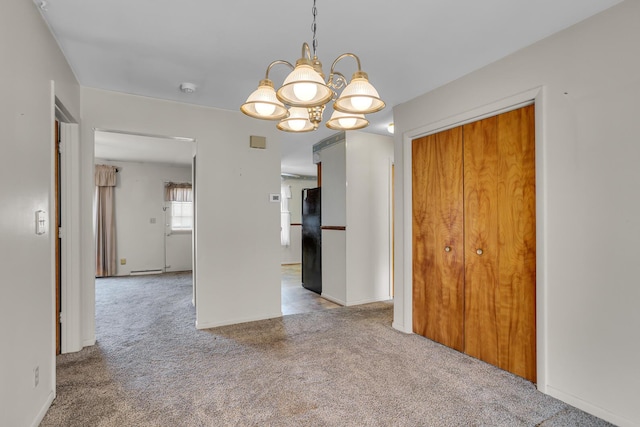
41, 272, 612, 426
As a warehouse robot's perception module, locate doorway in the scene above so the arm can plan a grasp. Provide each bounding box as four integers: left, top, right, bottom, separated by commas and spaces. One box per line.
93, 129, 195, 285
54, 100, 78, 355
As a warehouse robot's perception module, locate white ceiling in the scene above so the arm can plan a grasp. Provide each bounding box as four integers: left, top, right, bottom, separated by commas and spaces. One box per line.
39, 0, 621, 174
94, 131, 194, 166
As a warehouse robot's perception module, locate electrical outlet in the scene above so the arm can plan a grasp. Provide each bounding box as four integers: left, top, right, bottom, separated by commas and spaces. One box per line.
34, 366, 39, 387
120, 258, 126, 265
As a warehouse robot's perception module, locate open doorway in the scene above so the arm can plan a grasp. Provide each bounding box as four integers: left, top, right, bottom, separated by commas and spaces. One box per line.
54, 99, 80, 355
93, 129, 196, 301
279, 173, 339, 315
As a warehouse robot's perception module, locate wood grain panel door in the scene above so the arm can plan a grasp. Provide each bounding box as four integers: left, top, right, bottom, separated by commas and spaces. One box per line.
496, 105, 536, 382
462, 116, 500, 367
412, 128, 465, 351
463, 104, 536, 382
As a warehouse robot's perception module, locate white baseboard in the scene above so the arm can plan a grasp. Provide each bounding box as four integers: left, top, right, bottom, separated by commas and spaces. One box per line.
320, 293, 346, 306
345, 296, 392, 307
392, 321, 413, 334
545, 385, 636, 427
82, 336, 96, 348
195, 311, 282, 329
31, 390, 55, 427
130, 269, 163, 276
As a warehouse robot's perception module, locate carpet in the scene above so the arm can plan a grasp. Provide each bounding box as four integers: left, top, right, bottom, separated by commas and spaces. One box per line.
41, 272, 612, 426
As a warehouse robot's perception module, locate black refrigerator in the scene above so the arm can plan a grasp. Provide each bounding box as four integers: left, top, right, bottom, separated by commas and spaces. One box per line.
301, 187, 322, 294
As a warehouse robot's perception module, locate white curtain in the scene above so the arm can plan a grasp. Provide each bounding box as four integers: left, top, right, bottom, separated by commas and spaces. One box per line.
164, 182, 192, 202
94, 164, 117, 277
280, 185, 292, 246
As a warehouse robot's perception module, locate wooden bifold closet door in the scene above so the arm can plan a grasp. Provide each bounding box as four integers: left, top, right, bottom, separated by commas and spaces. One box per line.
412, 104, 536, 382
412, 127, 465, 351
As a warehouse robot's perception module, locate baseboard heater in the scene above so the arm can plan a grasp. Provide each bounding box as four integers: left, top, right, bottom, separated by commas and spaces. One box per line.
130, 269, 164, 276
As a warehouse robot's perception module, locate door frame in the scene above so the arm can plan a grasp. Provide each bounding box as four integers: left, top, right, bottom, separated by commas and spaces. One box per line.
54, 119, 61, 355
53, 91, 83, 355
398, 86, 547, 391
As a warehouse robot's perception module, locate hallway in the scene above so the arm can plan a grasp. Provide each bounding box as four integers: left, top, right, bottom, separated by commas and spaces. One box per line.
281, 264, 340, 315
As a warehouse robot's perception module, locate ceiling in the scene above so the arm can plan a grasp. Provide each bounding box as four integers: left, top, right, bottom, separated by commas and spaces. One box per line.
39, 0, 621, 175
94, 130, 195, 166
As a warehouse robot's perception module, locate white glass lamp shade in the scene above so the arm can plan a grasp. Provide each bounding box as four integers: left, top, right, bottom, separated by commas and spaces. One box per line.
277, 60, 333, 108
334, 71, 385, 114
326, 110, 369, 131
240, 79, 289, 120
277, 107, 315, 132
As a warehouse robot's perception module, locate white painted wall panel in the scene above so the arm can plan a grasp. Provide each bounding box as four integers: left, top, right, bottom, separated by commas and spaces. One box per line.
165, 233, 192, 272
321, 229, 347, 305
393, 2, 640, 425
345, 132, 394, 305
319, 142, 346, 227
0, 1, 80, 425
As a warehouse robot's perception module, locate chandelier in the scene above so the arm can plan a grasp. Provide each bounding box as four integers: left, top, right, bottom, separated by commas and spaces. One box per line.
240, 0, 385, 132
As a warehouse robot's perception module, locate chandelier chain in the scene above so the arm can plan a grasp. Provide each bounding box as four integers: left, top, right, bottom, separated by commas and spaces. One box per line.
311, 0, 318, 57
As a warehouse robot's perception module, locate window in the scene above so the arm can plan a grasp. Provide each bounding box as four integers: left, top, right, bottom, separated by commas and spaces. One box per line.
170, 201, 193, 231
164, 182, 193, 232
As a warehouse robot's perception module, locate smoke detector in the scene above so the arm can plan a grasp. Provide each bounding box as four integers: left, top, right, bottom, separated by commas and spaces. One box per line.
179, 82, 196, 94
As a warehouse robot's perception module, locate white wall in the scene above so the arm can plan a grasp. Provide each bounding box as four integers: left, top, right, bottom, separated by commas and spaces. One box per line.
317, 132, 394, 306
318, 139, 347, 304
346, 132, 394, 304
280, 177, 316, 265
392, 2, 640, 426
320, 142, 347, 227
321, 230, 347, 304
95, 159, 192, 275
0, 1, 80, 426
81, 88, 283, 334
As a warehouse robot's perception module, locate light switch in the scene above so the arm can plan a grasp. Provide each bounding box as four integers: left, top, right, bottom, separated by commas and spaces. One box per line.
150, 218, 156, 224
35, 210, 46, 235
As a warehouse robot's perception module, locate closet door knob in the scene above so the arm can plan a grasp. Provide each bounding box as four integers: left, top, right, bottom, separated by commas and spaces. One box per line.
476, 248, 483, 255
444, 246, 451, 252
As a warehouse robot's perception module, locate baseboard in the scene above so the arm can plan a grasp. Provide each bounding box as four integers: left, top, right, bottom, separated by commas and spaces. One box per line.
130, 269, 163, 276
31, 390, 55, 427
320, 293, 346, 306
392, 321, 413, 334
195, 311, 282, 329
345, 296, 392, 307
545, 385, 637, 427
82, 336, 96, 348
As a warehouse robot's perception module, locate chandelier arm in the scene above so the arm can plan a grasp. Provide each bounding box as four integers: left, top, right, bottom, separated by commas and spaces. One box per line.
264, 60, 295, 80
328, 71, 347, 91
329, 53, 362, 76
